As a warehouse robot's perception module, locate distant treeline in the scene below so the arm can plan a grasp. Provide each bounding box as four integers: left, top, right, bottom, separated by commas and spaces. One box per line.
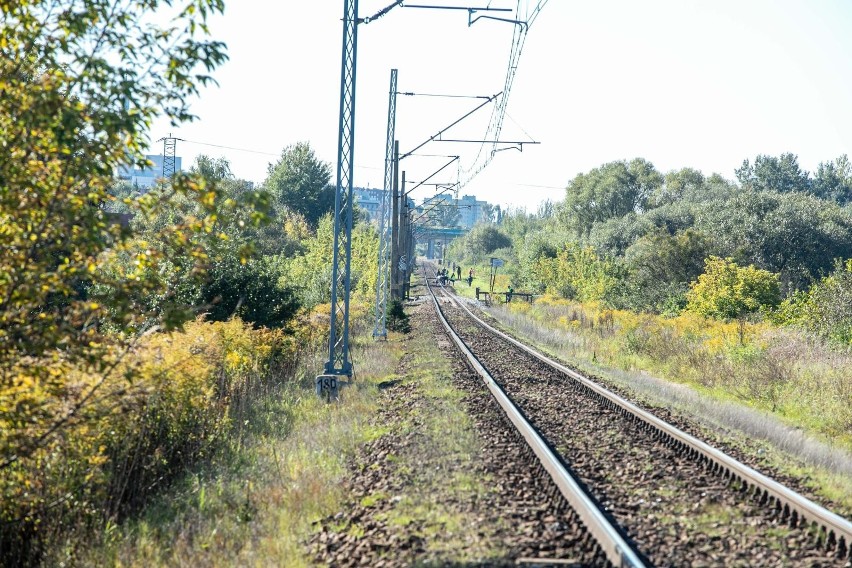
448, 153, 852, 344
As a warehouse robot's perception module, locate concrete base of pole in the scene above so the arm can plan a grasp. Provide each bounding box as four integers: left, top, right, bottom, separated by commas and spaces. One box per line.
315, 375, 340, 401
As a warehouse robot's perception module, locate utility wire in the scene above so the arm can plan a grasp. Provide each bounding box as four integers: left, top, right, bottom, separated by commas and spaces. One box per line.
173, 138, 381, 173
399, 91, 492, 99
515, 183, 564, 189
180, 139, 278, 157
505, 111, 537, 143
459, 5, 527, 182
408, 153, 463, 158
456, 0, 549, 190
400, 92, 501, 160
358, 0, 404, 24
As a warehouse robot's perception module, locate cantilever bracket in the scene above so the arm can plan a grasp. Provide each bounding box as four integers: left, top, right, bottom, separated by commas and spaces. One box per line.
469, 10, 528, 29
489, 140, 540, 156
493, 145, 523, 154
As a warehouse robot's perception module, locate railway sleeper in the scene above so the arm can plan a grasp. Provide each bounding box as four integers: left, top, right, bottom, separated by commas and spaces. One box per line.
436, 282, 852, 563
554, 353, 846, 557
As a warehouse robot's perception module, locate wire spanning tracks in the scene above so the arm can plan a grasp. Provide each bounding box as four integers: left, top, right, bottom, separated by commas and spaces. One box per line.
429, 278, 852, 566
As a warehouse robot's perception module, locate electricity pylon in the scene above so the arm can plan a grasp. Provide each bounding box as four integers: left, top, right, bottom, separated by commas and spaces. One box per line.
319, 0, 533, 399
157, 134, 180, 178
321, 0, 358, 388
373, 69, 397, 339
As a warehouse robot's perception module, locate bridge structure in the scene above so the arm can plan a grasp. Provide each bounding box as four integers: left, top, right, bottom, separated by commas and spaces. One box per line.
414, 226, 468, 260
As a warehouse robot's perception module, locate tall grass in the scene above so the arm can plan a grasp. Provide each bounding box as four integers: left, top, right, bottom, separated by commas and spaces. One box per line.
483, 297, 852, 509
48, 301, 402, 567
0, 311, 331, 567
497, 296, 852, 446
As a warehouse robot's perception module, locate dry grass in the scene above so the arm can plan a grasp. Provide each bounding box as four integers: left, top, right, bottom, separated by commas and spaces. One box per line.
484, 301, 852, 512
58, 309, 405, 567
66, 296, 508, 566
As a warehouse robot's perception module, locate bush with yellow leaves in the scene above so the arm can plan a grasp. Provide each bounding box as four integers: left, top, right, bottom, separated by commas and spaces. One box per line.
0, 317, 301, 564
516, 297, 852, 447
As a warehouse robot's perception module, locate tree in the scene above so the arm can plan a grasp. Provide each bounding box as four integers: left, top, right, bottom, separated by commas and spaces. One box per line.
276, 214, 379, 309
480, 203, 497, 224
200, 256, 300, 329
0, 0, 232, 374
697, 190, 852, 292
465, 225, 512, 256
420, 195, 460, 228
537, 200, 556, 219
0, 0, 265, 559
651, 167, 705, 207
813, 155, 852, 204
735, 153, 811, 194
561, 158, 662, 236
685, 257, 781, 320
515, 231, 559, 291
532, 243, 622, 302
133, 156, 300, 329
620, 229, 711, 313
588, 212, 655, 257
264, 142, 335, 227
192, 154, 234, 182
498, 207, 542, 242
796, 259, 852, 344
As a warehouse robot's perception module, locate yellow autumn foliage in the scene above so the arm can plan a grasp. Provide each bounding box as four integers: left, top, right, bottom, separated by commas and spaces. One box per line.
0, 316, 321, 559
510, 296, 852, 447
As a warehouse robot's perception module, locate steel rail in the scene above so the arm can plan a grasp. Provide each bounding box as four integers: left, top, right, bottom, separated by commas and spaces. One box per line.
425, 274, 647, 568
438, 284, 852, 557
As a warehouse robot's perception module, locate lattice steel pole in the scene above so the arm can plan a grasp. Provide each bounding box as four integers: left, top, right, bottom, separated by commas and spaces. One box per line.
318, 0, 359, 396
390, 142, 400, 301
373, 69, 398, 339
159, 134, 178, 178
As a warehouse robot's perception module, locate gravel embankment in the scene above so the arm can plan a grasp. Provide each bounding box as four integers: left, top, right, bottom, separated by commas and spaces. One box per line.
440, 299, 847, 567
308, 300, 609, 567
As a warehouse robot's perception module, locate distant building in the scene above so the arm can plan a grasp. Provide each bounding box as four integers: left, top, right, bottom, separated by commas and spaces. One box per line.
457, 195, 492, 229
352, 187, 413, 225
352, 187, 385, 223
116, 154, 182, 189
411, 193, 495, 229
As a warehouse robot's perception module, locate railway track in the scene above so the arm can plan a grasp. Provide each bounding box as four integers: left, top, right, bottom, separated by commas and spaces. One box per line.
424, 267, 852, 567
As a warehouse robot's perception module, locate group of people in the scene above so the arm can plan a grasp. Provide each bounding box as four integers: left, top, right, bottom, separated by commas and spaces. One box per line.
437, 262, 517, 301
438, 263, 474, 287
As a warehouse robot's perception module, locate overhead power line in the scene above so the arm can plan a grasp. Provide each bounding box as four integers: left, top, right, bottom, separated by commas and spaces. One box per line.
398, 91, 492, 99
515, 183, 565, 190
456, 0, 550, 190
165, 138, 383, 173
180, 139, 279, 157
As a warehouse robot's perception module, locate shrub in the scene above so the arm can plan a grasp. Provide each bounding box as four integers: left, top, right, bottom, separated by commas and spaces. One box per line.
617, 229, 711, 313
0, 319, 297, 565
201, 256, 300, 329
386, 300, 411, 334
277, 215, 379, 310
775, 259, 852, 345
461, 225, 512, 262
685, 257, 781, 320
532, 243, 623, 303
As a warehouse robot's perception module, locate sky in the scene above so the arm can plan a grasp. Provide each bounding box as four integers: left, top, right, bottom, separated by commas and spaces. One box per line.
149, 0, 852, 212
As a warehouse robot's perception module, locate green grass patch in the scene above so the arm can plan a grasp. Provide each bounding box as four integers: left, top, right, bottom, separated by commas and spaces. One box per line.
58, 318, 406, 567
359, 491, 389, 508
357, 303, 507, 563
